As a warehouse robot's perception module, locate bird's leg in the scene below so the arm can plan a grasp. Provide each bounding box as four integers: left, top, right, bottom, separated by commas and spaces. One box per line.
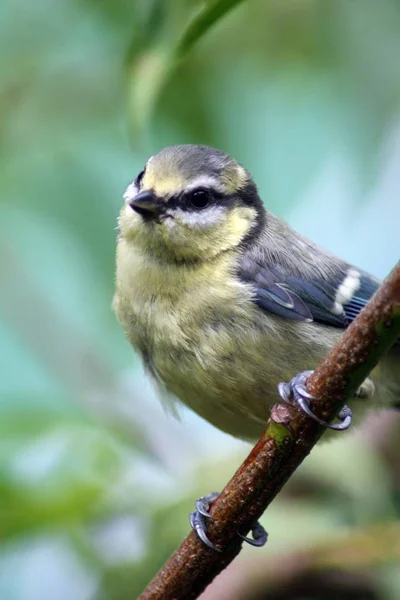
278, 370, 353, 431
189, 492, 268, 551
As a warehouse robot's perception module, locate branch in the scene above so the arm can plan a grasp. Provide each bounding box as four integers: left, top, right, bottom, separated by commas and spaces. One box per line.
138, 262, 400, 600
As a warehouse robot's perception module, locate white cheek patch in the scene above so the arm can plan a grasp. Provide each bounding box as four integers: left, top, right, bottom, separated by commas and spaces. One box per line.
335, 268, 361, 306
167, 206, 226, 229
185, 176, 223, 194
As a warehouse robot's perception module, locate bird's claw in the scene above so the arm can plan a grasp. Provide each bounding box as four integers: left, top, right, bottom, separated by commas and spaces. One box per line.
190, 492, 268, 551
189, 492, 220, 550
278, 370, 353, 431
238, 520, 268, 547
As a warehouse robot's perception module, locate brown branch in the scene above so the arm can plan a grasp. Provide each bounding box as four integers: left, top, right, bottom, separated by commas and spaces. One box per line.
138, 262, 400, 600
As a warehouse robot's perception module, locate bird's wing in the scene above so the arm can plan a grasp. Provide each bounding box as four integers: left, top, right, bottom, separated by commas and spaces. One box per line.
238, 259, 380, 329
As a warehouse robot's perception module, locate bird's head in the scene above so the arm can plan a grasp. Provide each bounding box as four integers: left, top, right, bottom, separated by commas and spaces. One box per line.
119, 145, 265, 262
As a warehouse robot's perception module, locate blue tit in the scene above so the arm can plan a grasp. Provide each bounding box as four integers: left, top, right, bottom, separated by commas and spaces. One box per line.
114, 143, 399, 443
114, 145, 399, 548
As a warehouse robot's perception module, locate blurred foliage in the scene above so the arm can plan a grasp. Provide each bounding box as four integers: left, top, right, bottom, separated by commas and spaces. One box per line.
1, 0, 400, 599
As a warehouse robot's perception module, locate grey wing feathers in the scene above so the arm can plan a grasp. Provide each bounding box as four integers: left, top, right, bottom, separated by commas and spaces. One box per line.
254, 283, 313, 322
239, 255, 381, 331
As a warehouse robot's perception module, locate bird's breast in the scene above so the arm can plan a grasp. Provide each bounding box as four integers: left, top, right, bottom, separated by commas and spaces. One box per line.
114, 240, 254, 358
114, 241, 347, 440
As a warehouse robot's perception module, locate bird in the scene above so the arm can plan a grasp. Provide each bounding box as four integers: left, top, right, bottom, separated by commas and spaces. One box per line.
113, 144, 399, 548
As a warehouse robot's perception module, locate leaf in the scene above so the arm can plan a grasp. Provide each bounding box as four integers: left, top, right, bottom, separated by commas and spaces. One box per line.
174, 0, 247, 59
126, 0, 248, 137
127, 48, 174, 142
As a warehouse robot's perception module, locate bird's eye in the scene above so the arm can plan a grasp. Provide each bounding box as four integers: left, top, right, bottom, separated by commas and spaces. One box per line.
135, 169, 145, 188
187, 189, 211, 210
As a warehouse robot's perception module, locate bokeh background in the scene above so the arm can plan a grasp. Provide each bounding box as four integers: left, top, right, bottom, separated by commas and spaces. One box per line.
1, 1, 400, 598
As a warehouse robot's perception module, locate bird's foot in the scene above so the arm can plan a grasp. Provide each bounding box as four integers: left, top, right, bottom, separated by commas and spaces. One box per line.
278, 370, 352, 431
189, 492, 268, 551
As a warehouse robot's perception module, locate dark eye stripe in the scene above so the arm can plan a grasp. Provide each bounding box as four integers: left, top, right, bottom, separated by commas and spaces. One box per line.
164, 188, 237, 213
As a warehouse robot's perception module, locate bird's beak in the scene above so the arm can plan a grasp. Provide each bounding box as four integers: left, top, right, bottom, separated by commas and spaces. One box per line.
128, 190, 160, 218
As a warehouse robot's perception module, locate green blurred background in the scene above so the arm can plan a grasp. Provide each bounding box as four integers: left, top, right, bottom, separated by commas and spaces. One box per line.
1, 1, 400, 598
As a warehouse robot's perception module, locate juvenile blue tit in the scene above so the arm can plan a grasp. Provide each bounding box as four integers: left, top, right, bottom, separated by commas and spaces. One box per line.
114, 144, 399, 445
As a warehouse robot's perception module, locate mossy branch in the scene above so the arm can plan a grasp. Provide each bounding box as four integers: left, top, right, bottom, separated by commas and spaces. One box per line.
138, 261, 400, 600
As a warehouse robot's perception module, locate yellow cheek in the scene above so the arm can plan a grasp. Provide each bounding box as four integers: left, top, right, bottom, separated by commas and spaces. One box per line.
165, 206, 257, 259
118, 198, 258, 262
222, 206, 257, 245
